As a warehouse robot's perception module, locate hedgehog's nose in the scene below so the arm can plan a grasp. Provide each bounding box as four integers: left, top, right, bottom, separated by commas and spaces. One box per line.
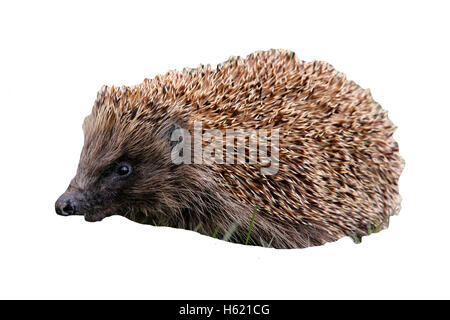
55, 194, 78, 216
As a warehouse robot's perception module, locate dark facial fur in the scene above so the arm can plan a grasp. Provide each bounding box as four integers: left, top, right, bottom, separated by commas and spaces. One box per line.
56, 49, 404, 249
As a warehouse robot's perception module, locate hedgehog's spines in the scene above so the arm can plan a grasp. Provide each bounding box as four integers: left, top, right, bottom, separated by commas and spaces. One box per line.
86, 49, 403, 248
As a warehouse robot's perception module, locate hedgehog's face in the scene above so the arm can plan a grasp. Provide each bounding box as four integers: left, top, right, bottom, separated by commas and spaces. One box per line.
55, 159, 140, 222
55, 103, 184, 223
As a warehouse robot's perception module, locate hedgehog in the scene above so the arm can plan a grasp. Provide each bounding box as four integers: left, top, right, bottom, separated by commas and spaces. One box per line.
55, 49, 404, 249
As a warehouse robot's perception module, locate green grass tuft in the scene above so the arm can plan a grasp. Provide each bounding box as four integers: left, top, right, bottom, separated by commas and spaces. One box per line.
367, 223, 373, 235
222, 223, 238, 242
190, 206, 261, 246
267, 236, 275, 248
245, 205, 259, 245
212, 226, 220, 238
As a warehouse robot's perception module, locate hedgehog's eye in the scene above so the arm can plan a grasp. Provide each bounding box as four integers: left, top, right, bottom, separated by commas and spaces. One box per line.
116, 163, 132, 177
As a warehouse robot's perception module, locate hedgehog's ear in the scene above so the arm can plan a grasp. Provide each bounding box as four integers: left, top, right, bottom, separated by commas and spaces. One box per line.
166, 122, 192, 164
166, 122, 182, 137
166, 122, 186, 147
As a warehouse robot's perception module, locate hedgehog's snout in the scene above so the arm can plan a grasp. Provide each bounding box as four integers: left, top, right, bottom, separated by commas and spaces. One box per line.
55, 193, 80, 216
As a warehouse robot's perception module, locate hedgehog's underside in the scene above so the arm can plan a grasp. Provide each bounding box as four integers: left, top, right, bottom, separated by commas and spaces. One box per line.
59, 49, 404, 249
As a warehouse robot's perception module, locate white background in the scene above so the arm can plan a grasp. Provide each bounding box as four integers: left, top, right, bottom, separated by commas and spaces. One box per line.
0, 0, 449, 299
